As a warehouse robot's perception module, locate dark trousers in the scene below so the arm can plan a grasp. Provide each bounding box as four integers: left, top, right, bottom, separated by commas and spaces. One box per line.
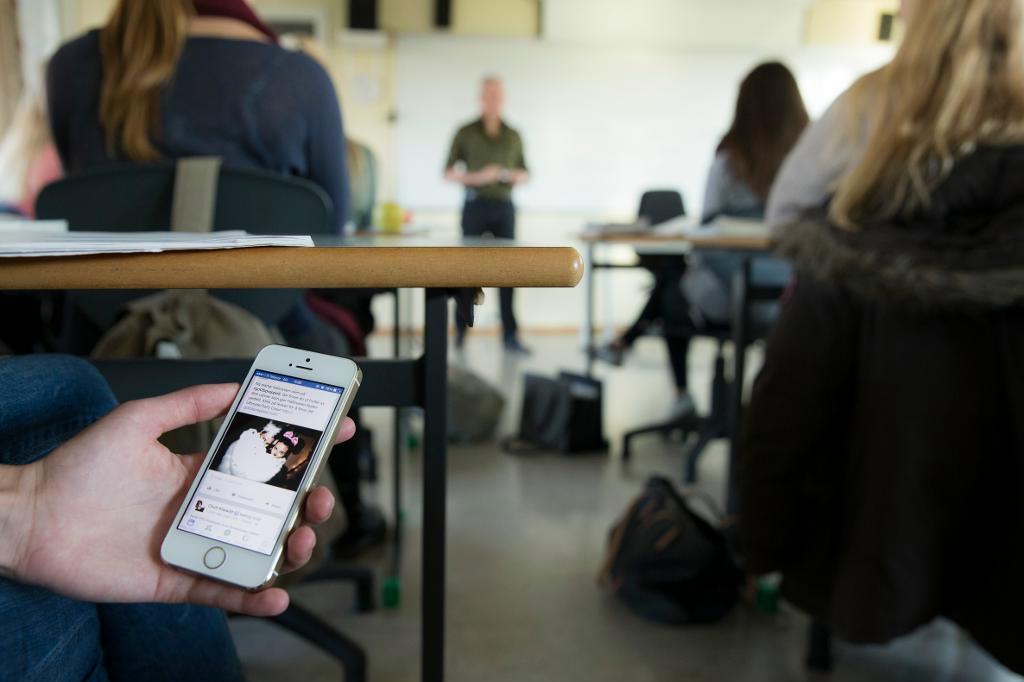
621, 269, 693, 392
459, 198, 518, 341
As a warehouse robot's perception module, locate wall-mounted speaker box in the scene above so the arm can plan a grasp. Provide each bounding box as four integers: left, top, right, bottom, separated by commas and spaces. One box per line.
435, 0, 451, 28
350, 0, 378, 30
878, 13, 895, 41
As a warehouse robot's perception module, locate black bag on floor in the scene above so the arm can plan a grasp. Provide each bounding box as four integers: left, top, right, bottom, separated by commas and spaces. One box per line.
504, 371, 607, 453
599, 476, 741, 624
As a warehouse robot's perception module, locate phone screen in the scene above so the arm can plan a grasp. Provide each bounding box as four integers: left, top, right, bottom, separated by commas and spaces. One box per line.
178, 370, 345, 555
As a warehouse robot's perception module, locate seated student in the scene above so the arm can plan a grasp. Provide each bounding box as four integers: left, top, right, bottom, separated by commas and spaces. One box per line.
604, 62, 808, 419
743, 0, 1024, 673
46, 0, 349, 228
0, 88, 62, 218
0, 354, 350, 680
681, 61, 808, 332
685, 60, 808, 345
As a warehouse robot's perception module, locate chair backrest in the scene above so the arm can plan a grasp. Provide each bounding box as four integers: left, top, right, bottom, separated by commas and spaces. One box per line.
37, 162, 334, 235
36, 163, 335, 352
637, 190, 686, 226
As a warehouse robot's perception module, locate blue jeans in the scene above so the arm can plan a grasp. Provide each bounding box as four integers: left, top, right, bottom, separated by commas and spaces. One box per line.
0, 355, 245, 682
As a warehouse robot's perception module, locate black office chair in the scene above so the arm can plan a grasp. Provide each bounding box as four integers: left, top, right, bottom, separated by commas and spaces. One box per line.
635, 190, 687, 273
638, 189, 686, 226
36, 163, 332, 352
36, 162, 372, 682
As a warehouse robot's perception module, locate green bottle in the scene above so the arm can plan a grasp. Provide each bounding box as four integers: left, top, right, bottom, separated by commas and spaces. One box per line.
756, 574, 781, 614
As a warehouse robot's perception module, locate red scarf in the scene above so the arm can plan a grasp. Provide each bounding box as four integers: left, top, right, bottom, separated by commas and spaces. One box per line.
192, 0, 277, 43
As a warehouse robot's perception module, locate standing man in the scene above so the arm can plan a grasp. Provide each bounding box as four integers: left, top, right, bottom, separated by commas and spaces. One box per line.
444, 75, 530, 353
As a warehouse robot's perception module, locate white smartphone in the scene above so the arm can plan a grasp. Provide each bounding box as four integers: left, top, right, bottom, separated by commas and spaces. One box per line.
161, 344, 361, 590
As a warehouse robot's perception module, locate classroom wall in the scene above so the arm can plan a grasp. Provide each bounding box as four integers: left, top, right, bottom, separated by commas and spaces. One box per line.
451, 0, 539, 37
68, 0, 111, 31
17, 1, 62, 90
380, 0, 432, 33
332, 31, 397, 201
261, 0, 541, 36
542, 0, 809, 50
806, 0, 900, 44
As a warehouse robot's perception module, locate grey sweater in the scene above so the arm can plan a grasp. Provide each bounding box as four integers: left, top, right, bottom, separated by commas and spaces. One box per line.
766, 92, 864, 230
701, 151, 764, 223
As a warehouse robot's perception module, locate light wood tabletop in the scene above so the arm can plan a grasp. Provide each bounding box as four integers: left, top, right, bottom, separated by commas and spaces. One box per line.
577, 231, 772, 251
577, 215, 774, 251
0, 238, 584, 290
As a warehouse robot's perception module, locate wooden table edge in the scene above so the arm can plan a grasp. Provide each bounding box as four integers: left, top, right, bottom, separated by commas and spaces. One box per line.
0, 245, 585, 290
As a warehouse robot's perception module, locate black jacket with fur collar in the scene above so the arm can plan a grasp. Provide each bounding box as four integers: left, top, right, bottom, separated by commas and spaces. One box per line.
740, 146, 1024, 673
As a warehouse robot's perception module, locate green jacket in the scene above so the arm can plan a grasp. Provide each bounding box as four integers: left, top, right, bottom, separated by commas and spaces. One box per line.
445, 118, 527, 201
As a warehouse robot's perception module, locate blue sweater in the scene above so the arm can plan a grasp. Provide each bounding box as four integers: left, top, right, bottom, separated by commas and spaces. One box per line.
47, 31, 350, 232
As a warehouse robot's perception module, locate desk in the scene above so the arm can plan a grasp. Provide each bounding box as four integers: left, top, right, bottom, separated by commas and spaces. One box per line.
578, 230, 777, 513
0, 237, 583, 682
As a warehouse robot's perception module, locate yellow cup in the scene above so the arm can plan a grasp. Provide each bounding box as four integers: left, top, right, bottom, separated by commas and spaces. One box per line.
377, 202, 404, 234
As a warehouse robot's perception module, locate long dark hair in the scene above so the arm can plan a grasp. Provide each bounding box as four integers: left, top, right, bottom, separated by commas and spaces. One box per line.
717, 62, 809, 201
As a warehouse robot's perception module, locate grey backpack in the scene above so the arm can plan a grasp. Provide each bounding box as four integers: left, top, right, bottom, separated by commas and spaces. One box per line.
447, 365, 505, 443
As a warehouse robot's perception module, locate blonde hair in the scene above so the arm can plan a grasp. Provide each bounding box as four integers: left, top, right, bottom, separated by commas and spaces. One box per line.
831, 0, 1024, 229
0, 88, 52, 203
99, 0, 193, 161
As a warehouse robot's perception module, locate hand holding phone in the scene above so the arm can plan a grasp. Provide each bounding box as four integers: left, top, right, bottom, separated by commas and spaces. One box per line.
162, 345, 361, 590
0, 381, 353, 617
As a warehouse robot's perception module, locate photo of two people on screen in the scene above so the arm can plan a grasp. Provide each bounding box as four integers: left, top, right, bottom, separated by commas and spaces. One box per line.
209, 413, 322, 492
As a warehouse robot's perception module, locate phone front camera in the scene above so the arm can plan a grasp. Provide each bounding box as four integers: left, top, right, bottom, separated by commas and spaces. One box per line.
306, 358, 310, 362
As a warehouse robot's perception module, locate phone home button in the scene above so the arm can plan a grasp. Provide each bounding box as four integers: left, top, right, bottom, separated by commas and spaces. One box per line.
203, 546, 226, 569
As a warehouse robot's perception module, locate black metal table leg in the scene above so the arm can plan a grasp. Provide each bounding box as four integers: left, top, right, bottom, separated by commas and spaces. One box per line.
584, 240, 596, 377
806, 620, 834, 671
393, 289, 403, 543
727, 257, 752, 516
421, 289, 448, 682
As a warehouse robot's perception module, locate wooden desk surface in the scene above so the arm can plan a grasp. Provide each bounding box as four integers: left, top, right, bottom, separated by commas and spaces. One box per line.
0, 239, 583, 290
577, 231, 773, 251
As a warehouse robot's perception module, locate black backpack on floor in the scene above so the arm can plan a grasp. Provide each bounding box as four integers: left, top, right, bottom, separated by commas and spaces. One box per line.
598, 476, 741, 624
504, 371, 607, 454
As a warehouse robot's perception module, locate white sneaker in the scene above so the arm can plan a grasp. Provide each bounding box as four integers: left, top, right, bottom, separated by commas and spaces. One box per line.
667, 393, 697, 421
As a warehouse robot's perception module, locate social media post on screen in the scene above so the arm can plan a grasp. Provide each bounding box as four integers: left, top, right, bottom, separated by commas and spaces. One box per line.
237, 370, 344, 432
178, 371, 345, 554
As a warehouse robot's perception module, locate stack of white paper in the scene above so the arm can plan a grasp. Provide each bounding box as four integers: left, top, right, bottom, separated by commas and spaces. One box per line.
680, 217, 770, 238
582, 219, 651, 237
0, 230, 314, 258
650, 215, 700, 235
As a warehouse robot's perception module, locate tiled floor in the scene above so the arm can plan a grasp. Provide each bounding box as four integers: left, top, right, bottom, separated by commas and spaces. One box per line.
230, 333, 1021, 682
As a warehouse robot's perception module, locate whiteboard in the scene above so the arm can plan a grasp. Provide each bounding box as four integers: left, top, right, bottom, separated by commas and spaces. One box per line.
393, 34, 893, 216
